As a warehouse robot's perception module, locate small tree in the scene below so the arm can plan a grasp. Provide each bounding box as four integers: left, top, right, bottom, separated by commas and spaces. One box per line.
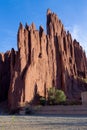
48, 87, 66, 105
40, 97, 46, 106
55, 89, 66, 104
48, 87, 56, 105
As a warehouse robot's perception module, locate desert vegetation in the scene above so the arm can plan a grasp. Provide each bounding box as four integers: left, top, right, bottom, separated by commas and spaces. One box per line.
47, 87, 66, 105
78, 77, 87, 83
39, 87, 66, 105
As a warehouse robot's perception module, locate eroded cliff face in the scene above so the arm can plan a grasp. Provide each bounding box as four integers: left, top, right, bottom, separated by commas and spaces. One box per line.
1, 9, 87, 109
0, 51, 11, 102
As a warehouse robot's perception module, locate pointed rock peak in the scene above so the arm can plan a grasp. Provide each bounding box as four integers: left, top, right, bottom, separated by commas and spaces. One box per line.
11, 48, 15, 51
39, 26, 44, 32
74, 39, 77, 43
25, 23, 29, 30
19, 22, 23, 29
47, 9, 52, 15
67, 31, 70, 35
39, 26, 44, 37
67, 31, 72, 38
31, 22, 36, 30
73, 39, 80, 46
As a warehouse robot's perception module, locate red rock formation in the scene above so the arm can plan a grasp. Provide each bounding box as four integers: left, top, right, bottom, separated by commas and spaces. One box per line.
0, 51, 11, 102
1, 9, 87, 109
74, 40, 87, 78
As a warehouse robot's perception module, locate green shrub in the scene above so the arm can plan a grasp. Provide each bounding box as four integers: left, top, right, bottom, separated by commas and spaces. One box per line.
82, 78, 87, 83
40, 97, 46, 106
48, 87, 56, 105
48, 87, 66, 105
77, 77, 87, 83
55, 89, 66, 103
25, 107, 33, 114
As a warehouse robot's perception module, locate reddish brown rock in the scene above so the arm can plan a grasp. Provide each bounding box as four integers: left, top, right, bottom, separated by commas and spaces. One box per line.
0, 51, 11, 102
0, 10, 87, 109
74, 39, 87, 78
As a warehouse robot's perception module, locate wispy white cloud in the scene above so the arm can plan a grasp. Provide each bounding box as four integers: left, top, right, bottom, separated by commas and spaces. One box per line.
71, 25, 80, 40
71, 25, 87, 55
65, 25, 87, 56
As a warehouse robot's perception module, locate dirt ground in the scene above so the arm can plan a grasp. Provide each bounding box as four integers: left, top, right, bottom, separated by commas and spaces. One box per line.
0, 115, 87, 130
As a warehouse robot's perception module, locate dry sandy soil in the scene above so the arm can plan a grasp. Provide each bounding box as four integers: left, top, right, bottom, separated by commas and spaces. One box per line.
0, 115, 87, 130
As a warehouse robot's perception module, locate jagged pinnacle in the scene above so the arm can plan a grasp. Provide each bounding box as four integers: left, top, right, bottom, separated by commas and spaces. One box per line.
47, 8, 52, 15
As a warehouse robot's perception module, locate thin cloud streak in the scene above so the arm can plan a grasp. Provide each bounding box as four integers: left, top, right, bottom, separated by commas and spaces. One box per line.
65, 25, 87, 56
71, 25, 87, 56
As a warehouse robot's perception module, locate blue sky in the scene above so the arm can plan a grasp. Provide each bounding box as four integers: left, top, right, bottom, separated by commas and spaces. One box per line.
0, 0, 87, 54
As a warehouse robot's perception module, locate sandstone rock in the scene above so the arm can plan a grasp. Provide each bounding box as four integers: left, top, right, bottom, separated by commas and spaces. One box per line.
0, 51, 11, 102
74, 39, 87, 78
0, 10, 87, 109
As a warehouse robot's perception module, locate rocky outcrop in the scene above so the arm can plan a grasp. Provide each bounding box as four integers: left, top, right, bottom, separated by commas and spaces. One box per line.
0, 9, 87, 109
0, 51, 11, 102
74, 40, 87, 78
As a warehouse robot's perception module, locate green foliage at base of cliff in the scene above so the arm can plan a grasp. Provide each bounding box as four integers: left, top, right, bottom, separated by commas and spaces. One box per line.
77, 77, 87, 83
48, 87, 66, 105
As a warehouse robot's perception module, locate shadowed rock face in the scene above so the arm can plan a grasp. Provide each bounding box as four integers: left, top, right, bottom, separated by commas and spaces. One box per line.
0, 52, 11, 102
0, 9, 87, 109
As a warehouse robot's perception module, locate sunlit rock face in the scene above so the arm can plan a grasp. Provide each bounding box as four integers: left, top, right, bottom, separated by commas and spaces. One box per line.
0, 9, 86, 109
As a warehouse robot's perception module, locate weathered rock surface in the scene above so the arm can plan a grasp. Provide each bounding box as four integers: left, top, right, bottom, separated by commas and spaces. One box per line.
0, 51, 11, 102
0, 9, 87, 109
74, 40, 87, 78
